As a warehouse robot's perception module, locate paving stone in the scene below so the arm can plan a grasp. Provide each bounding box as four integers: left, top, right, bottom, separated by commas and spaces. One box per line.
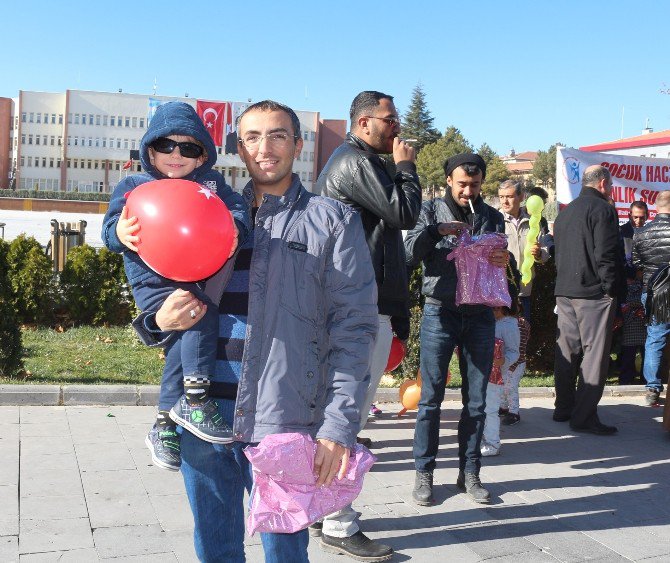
148, 493, 193, 531
166, 528, 198, 563
19, 518, 93, 554
20, 494, 88, 520
19, 436, 74, 456
19, 406, 67, 423
0, 485, 18, 536
19, 548, 99, 562
0, 536, 18, 563
20, 452, 79, 476
74, 442, 135, 472
87, 493, 159, 528
20, 469, 83, 499
92, 524, 168, 558
0, 458, 19, 487
81, 469, 147, 498
0, 407, 20, 424
20, 421, 70, 438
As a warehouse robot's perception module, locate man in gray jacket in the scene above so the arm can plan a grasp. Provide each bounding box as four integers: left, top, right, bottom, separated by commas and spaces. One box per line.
133, 100, 379, 562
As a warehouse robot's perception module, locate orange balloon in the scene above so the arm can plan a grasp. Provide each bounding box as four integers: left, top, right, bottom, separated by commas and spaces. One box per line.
398, 370, 423, 415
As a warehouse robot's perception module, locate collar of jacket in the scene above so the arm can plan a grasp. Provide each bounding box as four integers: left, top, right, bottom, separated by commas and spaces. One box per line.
502, 207, 530, 223
579, 186, 608, 201
346, 132, 379, 154
242, 173, 303, 209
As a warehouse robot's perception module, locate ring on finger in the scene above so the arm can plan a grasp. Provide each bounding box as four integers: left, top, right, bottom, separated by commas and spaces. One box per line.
189, 309, 197, 319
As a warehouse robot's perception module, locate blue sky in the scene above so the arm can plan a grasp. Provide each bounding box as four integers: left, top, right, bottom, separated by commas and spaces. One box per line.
3, 1, 669, 155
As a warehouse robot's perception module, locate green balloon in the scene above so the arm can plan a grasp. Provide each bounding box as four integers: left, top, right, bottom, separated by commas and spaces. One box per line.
520, 195, 545, 285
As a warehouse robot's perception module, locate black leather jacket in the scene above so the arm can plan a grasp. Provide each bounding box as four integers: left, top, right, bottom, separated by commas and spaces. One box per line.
632, 213, 670, 288
316, 134, 422, 339
404, 196, 505, 312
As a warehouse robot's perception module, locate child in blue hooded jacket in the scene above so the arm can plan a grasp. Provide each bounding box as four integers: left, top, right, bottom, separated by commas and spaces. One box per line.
102, 101, 249, 471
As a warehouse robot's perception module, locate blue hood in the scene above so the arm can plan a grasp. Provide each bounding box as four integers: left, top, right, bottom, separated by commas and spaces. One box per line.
139, 101, 217, 181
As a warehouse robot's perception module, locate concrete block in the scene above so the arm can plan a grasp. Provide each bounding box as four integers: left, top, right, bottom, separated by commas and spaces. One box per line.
20, 494, 88, 521
74, 442, 135, 472
62, 385, 137, 406
0, 535, 17, 563
137, 386, 160, 406
0, 386, 60, 406
19, 518, 93, 554
519, 387, 554, 398
92, 524, 167, 559
86, 494, 158, 528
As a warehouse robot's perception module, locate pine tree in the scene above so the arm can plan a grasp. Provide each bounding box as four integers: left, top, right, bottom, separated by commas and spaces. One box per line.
402, 83, 441, 152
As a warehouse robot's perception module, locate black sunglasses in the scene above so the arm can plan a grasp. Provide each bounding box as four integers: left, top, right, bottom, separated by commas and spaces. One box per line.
150, 137, 204, 159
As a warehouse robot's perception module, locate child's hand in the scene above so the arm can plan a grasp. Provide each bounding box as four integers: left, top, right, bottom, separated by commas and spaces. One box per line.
228, 210, 239, 259
493, 358, 504, 367
116, 206, 140, 252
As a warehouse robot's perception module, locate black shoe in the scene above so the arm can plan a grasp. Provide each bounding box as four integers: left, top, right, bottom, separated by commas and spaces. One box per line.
145, 425, 181, 471
320, 531, 393, 562
498, 407, 509, 417
570, 421, 618, 435
456, 471, 491, 504
552, 412, 571, 422
308, 522, 323, 537
502, 413, 521, 426
412, 470, 434, 506
646, 390, 661, 406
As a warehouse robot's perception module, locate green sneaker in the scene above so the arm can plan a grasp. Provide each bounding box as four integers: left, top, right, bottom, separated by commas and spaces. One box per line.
169, 395, 234, 444
145, 425, 181, 471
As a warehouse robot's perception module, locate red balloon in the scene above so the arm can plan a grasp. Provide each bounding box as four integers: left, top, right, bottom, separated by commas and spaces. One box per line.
385, 336, 407, 372
125, 179, 235, 282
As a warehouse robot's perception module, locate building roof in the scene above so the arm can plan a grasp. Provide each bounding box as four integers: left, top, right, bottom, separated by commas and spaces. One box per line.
506, 161, 534, 173
580, 129, 670, 152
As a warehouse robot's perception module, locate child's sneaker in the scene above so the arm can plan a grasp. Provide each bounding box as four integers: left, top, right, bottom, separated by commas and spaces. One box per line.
481, 442, 500, 457
170, 395, 234, 444
502, 413, 521, 426
369, 404, 383, 417
145, 425, 181, 471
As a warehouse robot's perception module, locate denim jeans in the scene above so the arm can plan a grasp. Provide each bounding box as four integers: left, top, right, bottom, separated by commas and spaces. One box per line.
641, 292, 668, 392
133, 280, 218, 411
414, 303, 494, 474
520, 295, 532, 323
180, 400, 309, 563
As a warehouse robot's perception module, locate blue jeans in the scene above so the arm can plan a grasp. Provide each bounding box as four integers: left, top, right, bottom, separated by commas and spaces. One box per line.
641, 292, 668, 392
180, 400, 309, 562
414, 304, 494, 474
520, 295, 532, 323
132, 280, 218, 410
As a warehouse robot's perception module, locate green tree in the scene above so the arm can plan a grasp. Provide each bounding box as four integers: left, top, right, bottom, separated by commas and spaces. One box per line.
0, 239, 23, 377
532, 144, 561, 189
478, 143, 511, 197
417, 126, 473, 196
60, 245, 102, 325
401, 83, 441, 152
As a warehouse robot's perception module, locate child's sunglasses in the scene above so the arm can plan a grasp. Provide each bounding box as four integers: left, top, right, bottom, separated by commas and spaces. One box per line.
150, 137, 204, 159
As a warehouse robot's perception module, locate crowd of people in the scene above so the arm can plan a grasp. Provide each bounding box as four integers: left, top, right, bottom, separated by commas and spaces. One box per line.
101, 91, 667, 563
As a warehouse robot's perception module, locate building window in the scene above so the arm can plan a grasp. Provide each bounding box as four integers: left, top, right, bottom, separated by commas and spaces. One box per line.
73, 160, 78, 169
88, 138, 92, 147
132, 117, 137, 127
139, 118, 145, 128
110, 116, 116, 126
68, 113, 73, 124
59, 114, 63, 124
67, 136, 71, 146
311, 132, 315, 141
94, 160, 99, 169
50, 136, 55, 146
27, 157, 32, 167
117, 139, 121, 148
36, 136, 40, 145
58, 136, 62, 146
43, 136, 47, 145
115, 162, 120, 171
310, 152, 314, 162
51, 114, 56, 124
125, 117, 130, 127
103, 115, 108, 126
102, 138, 107, 148
21, 112, 26, 122
29, 112, 34, 123
83, 114, 88, 125
74, 137, 78, 146
96, 115, 101, 126
49, 158, 54, 168
28, 134, 33, 144
74, 114, 80, 124
89, 114, 94, 125
123, 139, 129, 149
303, 132, 308, 140
57, 159, 61, 168
20, 156, 25, 167
88, 160, 92, 169
118, 116, 123, 126
131, 139, 136, 150
309, 172, 313, 181
21, 134, 25, 144
42, 157, 47, 167
95, 138, 100, 147
67, 159, 71, 168
36, 113, 41, 124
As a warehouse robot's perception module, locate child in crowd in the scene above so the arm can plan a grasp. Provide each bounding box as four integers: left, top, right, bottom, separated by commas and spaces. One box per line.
102, 101, 249, 471
482, 304, 520, 456
499, 314, 530, 425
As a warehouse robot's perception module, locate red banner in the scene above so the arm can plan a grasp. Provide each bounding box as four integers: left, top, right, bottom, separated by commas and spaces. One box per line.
196, 100, 229, 147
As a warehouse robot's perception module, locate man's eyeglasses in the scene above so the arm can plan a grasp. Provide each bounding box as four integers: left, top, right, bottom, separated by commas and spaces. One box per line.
149, 137, 204, 159
364, 116, 401, 127
238, 132, 298, 150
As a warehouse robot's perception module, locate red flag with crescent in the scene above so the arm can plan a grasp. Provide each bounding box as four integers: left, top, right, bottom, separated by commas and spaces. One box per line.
196, 100, 229, 147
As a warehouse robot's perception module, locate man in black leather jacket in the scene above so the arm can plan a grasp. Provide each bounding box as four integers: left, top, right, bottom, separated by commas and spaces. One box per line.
315, 91, 421, 561
404, 153, 508, 507
633, 191, 670, 405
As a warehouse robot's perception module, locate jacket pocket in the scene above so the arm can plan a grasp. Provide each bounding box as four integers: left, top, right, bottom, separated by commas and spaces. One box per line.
279, 239, 322, 324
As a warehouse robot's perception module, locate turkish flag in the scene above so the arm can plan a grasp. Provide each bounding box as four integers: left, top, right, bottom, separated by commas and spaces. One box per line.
196, 100, 229, 147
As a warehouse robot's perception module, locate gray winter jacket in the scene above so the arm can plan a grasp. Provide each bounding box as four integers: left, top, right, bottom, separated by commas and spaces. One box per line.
134, 175, 379, 448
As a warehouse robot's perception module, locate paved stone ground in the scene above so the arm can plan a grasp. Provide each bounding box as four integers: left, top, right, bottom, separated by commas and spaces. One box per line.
0, 396, 669, 562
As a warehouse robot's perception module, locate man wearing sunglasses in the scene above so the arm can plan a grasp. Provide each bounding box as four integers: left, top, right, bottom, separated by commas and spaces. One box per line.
315, 90, 421, 561
132, 100, 378, 562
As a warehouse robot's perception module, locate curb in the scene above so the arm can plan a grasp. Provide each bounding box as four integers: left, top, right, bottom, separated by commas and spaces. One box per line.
0, 384, 656, 406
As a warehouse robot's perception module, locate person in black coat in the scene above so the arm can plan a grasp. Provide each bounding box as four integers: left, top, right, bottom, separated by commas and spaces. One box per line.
553, 164, 622, 435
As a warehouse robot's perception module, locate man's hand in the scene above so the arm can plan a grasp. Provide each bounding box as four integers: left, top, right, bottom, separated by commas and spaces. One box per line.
155, 289, 206, 331
437, 221, 471, 236
392, 137, 416, 164
116, 206, 140, 252
530, 242, 541, 260
488, 248, 509, 268
314, 439, 349, 487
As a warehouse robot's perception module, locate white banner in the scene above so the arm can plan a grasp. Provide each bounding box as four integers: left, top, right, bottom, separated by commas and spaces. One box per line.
556, 147, 670, 221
